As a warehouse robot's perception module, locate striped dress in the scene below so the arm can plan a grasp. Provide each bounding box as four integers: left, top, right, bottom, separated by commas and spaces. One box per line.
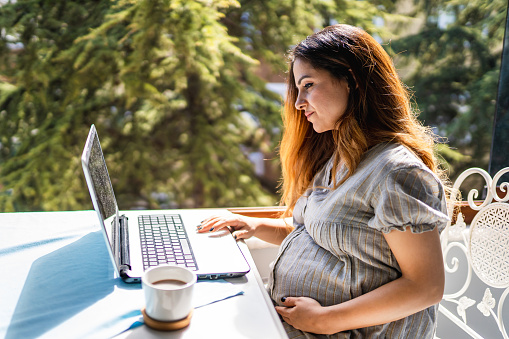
268, 142, 449, 338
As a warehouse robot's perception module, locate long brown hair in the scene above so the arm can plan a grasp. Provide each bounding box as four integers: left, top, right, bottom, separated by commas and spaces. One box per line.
279, 24, 444, 216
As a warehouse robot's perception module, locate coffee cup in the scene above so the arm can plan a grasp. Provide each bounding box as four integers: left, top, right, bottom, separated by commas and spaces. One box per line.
142, 265, 197, 323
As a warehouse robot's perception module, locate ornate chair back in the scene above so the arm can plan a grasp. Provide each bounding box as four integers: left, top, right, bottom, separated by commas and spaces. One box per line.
438, 167, 509, 338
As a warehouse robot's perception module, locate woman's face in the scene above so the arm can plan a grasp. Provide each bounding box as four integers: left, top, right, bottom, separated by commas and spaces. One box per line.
293, 58, 350, 133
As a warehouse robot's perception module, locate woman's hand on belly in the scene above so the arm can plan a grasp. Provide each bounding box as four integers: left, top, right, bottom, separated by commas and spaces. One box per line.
276, 297, 331, 334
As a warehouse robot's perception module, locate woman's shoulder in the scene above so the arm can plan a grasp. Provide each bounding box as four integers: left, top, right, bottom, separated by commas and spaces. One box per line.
357, 142, 443, 190
362, 142, 428, 172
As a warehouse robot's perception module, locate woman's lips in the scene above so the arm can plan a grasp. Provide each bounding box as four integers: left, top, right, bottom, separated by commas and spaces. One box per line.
305, 111, 314, 119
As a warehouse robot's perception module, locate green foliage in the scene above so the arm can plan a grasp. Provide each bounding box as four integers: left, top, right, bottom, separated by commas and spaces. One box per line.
0, 0, 271, 211
387, 0, 506, 178
223, 0, 397, 73
0, 1, 113, 211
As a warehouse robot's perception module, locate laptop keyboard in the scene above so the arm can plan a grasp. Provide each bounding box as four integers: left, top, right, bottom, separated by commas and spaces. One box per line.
138, 214, 198, 271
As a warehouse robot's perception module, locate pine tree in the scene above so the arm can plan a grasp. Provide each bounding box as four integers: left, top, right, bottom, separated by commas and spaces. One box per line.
0, 1, 114, 211
386, 0, 507, 177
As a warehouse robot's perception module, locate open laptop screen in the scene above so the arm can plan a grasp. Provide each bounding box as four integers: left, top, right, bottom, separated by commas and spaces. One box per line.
82, 125, 120, 265
88, 132, 117, 221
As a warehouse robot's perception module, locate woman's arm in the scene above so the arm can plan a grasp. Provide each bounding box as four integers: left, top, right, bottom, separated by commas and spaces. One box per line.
198, 214, 294, 246
276, 226, 444, 334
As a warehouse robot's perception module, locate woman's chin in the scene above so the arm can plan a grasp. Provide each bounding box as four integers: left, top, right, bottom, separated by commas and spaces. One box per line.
312, 125, 327, 133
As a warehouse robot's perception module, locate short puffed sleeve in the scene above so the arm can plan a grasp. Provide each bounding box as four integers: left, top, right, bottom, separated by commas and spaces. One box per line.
368, 165, 449, 234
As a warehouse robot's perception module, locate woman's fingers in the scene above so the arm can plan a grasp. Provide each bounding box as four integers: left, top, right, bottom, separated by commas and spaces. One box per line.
231, 229, 251, 240
197, 214, 257, 240
197, 216, 226, 233
197, 215, 243, 233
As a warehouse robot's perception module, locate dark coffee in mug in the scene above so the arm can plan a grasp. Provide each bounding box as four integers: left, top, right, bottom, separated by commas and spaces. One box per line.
152, 279, 187, 289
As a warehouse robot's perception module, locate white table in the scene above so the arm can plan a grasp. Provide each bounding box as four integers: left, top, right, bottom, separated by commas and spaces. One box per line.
0, 210, 287, 339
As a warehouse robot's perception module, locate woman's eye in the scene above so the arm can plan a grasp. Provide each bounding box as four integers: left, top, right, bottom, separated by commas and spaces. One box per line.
304, 82, 313, 89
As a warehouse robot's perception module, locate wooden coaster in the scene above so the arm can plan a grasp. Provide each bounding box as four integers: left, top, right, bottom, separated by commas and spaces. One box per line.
141, 308, 194, 331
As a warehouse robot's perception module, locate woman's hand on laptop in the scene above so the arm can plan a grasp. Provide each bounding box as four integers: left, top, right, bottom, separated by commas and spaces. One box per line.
197, 214, 257, 240
197, 215, 293, 246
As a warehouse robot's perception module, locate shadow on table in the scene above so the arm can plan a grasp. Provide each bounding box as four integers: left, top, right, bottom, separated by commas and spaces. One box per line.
5, 231, 140, 339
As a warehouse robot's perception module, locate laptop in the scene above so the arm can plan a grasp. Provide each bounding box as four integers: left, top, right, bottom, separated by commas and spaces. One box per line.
81, 124, 250, 283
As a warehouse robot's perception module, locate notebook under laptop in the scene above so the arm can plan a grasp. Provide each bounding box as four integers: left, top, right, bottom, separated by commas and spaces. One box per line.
81, 124, 250, 283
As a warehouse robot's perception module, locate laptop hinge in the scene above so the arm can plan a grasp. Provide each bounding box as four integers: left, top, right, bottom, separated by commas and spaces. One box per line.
119, 214, 131, 271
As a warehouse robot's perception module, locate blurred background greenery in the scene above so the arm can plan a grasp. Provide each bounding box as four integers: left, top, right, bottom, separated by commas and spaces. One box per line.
0, 0, 506, 212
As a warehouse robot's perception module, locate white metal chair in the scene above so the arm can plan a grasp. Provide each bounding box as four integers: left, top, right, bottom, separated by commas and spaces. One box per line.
437, 167, 509, 338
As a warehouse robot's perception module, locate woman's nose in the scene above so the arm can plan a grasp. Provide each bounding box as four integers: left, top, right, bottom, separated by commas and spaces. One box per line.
295, 95, 306, 110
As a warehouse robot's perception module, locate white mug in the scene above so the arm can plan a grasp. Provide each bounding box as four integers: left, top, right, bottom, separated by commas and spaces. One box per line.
142, 265, 197, 322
